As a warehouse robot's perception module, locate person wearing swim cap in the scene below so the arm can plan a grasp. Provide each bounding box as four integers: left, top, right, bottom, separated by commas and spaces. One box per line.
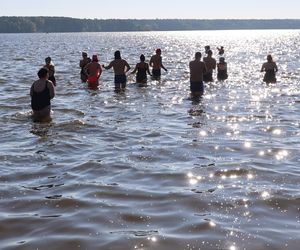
102, 50, 131, 92
149, 48, 167, 80
84, 54, 102, 87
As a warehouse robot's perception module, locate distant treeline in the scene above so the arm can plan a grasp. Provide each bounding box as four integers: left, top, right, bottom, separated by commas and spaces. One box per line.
1, 17, 300, 33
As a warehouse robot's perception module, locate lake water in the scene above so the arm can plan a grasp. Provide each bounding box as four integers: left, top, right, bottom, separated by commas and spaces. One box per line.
0, 30, 300, 250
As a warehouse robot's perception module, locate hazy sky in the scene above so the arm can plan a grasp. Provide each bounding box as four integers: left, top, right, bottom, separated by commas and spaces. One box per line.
1, 0, 300, 19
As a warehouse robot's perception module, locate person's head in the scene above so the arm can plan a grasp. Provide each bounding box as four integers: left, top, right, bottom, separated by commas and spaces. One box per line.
114, 50, 121, 60
156, 48, 161, 55
219, 57, 225, 63
92, 54, 99, 62
38, 67, 49, 79
267, 54, 273, 62
207, 50, 213, 56
45, 56, 51, 64
195, 52, 202, 60
140, 54, 145, 62
82, 52, 87, 58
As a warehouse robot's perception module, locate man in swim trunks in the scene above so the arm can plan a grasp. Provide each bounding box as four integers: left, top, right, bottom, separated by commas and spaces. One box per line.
149, 48, 167, 80
102, 50, 131, 92
189, 52, 207, 97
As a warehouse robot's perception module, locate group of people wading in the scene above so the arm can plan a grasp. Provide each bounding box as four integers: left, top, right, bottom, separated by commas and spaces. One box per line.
30, 46, 278, 122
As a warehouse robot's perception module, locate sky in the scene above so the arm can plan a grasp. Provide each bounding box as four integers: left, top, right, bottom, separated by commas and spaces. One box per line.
1, 0, 300, 19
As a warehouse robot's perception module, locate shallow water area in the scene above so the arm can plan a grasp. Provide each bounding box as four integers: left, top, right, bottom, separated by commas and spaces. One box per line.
0, 30, 300, 250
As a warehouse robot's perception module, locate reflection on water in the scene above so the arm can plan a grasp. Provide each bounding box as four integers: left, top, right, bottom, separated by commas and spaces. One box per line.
1, 30, 300, 250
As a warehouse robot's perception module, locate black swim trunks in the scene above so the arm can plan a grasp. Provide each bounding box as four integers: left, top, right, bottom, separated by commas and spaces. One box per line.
190, 81, 204, 93
114, 74, 127, 89
152, 69, 161, 78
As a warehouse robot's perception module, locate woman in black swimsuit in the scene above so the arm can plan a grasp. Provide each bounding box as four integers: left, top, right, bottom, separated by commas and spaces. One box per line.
131, 54, 152, 85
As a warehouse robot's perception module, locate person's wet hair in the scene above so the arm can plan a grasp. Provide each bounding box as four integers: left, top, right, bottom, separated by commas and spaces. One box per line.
207, 50, 213, 55
92, 54, 99, 62
156, 48, 161, 54
219, 57, 225, 63
45, 56, 51, 63
114, 50, 121, 60
195, 52, 202, 59
267, 55, 273, 62
82, 52, 87, 57
140, 54, 145, 61
38, 68, 49, 78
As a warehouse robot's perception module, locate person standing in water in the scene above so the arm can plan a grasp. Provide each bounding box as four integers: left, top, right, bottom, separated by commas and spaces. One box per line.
217, 46, 225, 56
149, 48, 167, 80
85, 54, 102, 86
217, 57, 228, 81
44, 57, 56, 86
261, 54, 278, 84
102, 50, 131, 92
203, 50, 216, 82
30, 68, 55, 122
79, 52, 91, 82
130, 54, 152, 85
189, 52, 207, 97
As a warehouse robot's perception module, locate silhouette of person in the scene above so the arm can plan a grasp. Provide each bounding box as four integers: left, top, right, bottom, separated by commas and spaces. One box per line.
217, 46, 225, 56
189, 52, 207, 97
261, 54, 278, 83
103, 50, 131, 92
203, 50, 216, 82
217, 57, 228, 81
204, 45, 210, 55
85, 54, 102, 87
44, 57, 56, 86
149, 48, 167, 80
130, 54, 152, 85
30, 68, 55, 122
80, 52, 91, 82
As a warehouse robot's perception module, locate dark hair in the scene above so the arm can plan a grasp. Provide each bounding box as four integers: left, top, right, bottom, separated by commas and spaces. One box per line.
219, 57, 225, 63
38, 68, 49, 78
114, 50, 121, 60
195, 52, 202, 59
140, 54, 145, 61
207, 50, 212, 55
267, 55, 273, 62
45, 56, 51, 63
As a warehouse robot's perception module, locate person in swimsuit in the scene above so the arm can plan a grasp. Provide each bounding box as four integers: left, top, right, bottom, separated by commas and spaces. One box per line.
261, 54, 278, 84
130, 54, 152, 85
217, 57, 228, 81
80, 52, 91, 82
149, 48, 167, 80
217, 46, 225, 56
189, 52, 207, 97
85, 54, 102, 87
102, 50, 131, 92
30, 68, 55, 122
203, 50, 216, 82
44, 57, 56, 86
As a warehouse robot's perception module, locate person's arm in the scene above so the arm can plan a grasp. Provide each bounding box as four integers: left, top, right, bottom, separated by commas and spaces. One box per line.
260, 63, 265, 72
30, 84, 34, 97
274, 63, 278, 72
146, 64, 151, 76
125, 61, 131, 73
160, 57, 167, 71
47, 81, 55, 99
98, 64, 102, 77
131, 64, 138, 74
149, 56, 153, 67
102, 61, 113, 70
